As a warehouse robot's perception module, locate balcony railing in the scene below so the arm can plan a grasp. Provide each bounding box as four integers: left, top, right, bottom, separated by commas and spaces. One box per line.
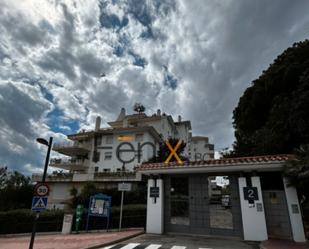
49, 158, 87, 171
53, 142, 90, 150
32, 172, 73, 182
94, 171, 141, 181
52, 142, 90, 156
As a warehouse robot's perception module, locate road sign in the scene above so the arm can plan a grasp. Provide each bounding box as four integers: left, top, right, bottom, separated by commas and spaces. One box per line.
31, 196, 48, 212
118, 183, 132, 191
34, 183, 49, 196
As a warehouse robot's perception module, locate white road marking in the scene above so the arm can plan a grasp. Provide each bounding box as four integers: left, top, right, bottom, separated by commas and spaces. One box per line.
145, 244, 162, 249
100, 246, 114, 249
199, 248, 213, 249
120, 243, 141, 249
171, 246, 186, 249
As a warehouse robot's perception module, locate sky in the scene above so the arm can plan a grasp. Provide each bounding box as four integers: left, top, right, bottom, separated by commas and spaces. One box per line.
0, 0, 309, 174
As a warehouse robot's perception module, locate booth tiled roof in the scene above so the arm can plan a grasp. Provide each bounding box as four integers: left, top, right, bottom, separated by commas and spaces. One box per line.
136, 154, 293, 171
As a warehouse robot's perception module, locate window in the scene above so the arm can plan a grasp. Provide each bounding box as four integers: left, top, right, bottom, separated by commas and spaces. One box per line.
96, 136, 102, 146
103, 169, 111, 172
104, 152, 112, 160
135, 133, 143, 142
116, 168, 122, 172
106, 135, 113, 144
92, 151, 100, 162
94, 166, 99, 173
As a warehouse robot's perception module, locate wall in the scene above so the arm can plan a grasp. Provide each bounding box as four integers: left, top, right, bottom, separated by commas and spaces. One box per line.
89, 131, 158, 172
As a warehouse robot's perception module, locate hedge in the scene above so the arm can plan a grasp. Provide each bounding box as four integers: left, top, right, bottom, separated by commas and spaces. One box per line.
0, 209, 64, 234
0, 204, 146, 234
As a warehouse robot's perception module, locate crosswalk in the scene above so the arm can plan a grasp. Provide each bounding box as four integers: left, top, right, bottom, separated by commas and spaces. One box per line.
100, 243, 213, 249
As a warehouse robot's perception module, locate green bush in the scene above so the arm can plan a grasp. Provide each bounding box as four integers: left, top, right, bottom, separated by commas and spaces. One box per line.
0, 209, 64, 234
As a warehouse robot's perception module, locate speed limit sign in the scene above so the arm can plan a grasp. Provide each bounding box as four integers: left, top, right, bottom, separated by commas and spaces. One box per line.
34, 183, 50, 196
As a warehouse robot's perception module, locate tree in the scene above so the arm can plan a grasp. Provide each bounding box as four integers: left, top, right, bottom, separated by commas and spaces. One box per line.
69, 182, 97, 209
283, 144, 309, 190
133, 103, 146, 114
0, 166, 7, 189
147, 138, 188, 163
0, 167, 34, 211
232, 40, 309, 156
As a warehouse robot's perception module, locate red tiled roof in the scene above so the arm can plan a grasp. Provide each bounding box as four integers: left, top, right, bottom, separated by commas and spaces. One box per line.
136, 154, 293, 171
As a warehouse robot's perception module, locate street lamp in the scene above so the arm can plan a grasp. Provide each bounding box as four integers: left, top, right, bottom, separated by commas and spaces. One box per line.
29, 137, 53, 249
36, 137, 53, 182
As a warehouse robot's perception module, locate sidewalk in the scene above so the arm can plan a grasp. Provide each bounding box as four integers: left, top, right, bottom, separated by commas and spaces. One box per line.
0, 229, 144, 249
261, 239, 309, 249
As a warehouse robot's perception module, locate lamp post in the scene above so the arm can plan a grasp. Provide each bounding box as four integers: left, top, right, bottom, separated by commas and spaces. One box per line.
29, 137, 53, 249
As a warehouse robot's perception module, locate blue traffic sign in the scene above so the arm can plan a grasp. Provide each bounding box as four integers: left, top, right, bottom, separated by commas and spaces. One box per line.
31, 196, 48, 212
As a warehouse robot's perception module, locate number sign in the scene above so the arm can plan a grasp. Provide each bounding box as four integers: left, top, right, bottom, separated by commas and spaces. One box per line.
243, 187, 258, 201
34, 183, 49, 196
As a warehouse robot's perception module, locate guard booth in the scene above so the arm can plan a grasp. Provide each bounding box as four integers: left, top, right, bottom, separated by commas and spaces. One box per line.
136, 155, 306, 242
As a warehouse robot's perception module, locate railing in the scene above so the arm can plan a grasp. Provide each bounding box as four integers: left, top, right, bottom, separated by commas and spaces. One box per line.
50, 158, 86, 166
94, 171, 141, 181
52, 142, 90, 150
32, 173, 73, 182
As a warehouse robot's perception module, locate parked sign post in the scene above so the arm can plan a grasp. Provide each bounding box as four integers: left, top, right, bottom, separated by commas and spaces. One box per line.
118, 183, 132, 231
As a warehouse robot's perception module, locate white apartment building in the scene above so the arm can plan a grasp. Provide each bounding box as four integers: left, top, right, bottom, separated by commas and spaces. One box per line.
33, 108, 214, 209
188, 136, 215, 161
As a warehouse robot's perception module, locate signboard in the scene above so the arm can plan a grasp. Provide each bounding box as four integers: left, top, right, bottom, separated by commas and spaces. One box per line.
31, 196, 48, 212
150, 187, 159, 198
243, 187, 258, 201
88, 193, 111, 217
86, 193, 112, 231
118, 183, 132, 192
34, 183, 49, 196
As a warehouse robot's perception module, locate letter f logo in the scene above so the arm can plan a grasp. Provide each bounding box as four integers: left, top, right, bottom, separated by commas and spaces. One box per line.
165, 140, 183, 164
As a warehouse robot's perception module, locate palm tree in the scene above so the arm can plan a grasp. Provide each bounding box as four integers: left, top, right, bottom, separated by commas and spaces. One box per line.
133, 103, 146, 114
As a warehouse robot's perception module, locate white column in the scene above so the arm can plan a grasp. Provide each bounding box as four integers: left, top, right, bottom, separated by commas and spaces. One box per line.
238, 176, 268, 241
146, 178, 164, 234
283, 177, 306, 242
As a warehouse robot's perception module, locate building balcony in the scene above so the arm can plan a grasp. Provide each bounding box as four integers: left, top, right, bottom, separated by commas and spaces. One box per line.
49, 158, 88, 171
94, 171, 141, 182
32, 171, 141, 183
52, 142, 90, 156
32, 172, 73, 182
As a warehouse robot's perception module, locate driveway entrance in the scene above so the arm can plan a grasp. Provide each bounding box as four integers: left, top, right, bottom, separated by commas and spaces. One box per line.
163, 174, 242, 238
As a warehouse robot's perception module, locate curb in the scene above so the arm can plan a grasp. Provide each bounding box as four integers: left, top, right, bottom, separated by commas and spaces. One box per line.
86, 230, 145, 249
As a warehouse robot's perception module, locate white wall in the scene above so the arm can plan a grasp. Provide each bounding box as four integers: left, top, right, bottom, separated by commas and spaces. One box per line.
89, 131, 158, 172
188, 139, 214, 161
283, 177, 306, 242
238, 176, 268, 241
146, 178, 164, 234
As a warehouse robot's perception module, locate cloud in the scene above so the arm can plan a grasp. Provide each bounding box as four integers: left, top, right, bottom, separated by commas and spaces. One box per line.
0, 0, 309, 173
